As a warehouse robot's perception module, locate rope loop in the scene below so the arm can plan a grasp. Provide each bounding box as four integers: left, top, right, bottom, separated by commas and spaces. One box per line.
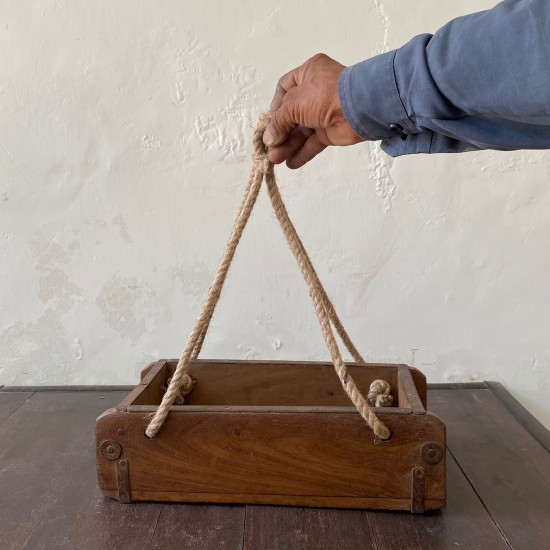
145, 113, 391, 441
252, 112, 272, 174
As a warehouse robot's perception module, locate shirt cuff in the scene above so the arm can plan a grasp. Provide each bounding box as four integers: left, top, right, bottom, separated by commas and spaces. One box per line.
338, 50, 418, 141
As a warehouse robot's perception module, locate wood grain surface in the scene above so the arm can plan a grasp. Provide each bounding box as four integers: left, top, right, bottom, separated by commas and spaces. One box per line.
0, 391, 33, 423
133, 360, 428, 408
96, 409, 445, 507
97, 360, 441, 509
1, 384, 548, 549
431, 388, 550, 550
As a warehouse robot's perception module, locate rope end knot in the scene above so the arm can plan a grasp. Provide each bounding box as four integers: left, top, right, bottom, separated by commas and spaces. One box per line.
367, 379, 393, 408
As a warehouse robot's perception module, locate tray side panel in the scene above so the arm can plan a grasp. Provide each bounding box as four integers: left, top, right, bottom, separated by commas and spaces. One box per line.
96, 409, 445, 508
135, 361, 402, 407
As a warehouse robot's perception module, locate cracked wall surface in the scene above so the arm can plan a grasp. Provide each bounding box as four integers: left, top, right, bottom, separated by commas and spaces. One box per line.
1, 1, 549, 428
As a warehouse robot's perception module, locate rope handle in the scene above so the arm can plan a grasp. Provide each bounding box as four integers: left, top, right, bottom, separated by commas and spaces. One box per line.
145, 113, 391, 441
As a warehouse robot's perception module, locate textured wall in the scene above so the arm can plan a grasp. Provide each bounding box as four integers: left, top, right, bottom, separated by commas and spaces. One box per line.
1, 1, 549, 428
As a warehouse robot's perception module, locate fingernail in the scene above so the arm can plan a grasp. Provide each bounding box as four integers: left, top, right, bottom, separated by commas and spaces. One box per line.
263, 127, 274, 146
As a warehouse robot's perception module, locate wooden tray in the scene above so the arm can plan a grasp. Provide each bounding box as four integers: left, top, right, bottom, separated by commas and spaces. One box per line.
96, 359, 446, 512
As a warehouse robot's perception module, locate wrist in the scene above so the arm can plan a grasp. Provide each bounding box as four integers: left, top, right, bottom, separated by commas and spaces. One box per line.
338, 51, 416, 141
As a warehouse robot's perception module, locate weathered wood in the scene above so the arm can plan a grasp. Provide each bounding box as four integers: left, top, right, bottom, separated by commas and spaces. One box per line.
243, 506, 377, 550
368, 454, 510, 549
0, 385, 133, 392
125, 404, 412, 414
486, 381, 550, 453
428, 382, 488, 390
148, 504, 245, 550
0, 391, 163, 550
0, 385, 547, 548
398, 365, 425, 414
96, 360, 442, 510
0, 391, 34, 424
135, 359, 428, 408
116, 360, 168, 412
96, 407, 445, 509
430, 388, 550, 550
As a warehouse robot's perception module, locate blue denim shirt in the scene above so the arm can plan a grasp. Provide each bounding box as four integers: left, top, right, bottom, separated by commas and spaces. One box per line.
339, 0, 550, 157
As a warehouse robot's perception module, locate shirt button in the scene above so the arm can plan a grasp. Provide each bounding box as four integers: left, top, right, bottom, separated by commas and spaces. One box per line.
389, 123, 404, 133
389, 123, 407, 140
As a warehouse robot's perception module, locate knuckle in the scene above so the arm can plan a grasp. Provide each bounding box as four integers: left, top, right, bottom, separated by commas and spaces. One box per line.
269, 114, 281, 133
310, 52, 329, 63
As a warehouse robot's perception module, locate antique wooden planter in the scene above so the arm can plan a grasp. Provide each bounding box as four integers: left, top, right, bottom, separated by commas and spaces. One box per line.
96, 359, 446, 512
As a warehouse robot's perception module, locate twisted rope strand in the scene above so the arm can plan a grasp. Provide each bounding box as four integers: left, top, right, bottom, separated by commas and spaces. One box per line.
190, 167, 258, 359
264, 167, 390, 439
190, 119, 274, 359
145, 113, 390, 440
145, 149, 265, 438
191, 117, 364, 363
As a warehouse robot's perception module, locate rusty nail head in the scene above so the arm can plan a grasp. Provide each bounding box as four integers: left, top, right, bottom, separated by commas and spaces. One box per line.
421, 442, 444, 465
100, 440, 122, 461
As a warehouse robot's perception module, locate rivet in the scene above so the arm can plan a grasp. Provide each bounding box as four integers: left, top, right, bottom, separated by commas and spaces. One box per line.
421, 442, 444, 465
100, 440, 122, 461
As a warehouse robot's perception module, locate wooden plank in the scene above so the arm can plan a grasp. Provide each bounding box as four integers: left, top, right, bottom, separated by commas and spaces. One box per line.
132, 360, 403, 408
126, 404, 413, 414
133, 359, 426, 407
148, 504, 245, 550
117, 360, 169, 412
486, 381, 550, 453
1, 385, 133, 392
0, 391, 162, 550
243, 505, 377, 550
127, 492, 443, 510
397, 365, 425, 414
428, 382, 488, 390
96, 409, 445, 508
0, 391, 34, 424
430, 388, 550, 550
368, 454, 509, 549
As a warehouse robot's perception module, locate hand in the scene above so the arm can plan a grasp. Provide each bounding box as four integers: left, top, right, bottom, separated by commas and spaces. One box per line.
264, 53, 364, 169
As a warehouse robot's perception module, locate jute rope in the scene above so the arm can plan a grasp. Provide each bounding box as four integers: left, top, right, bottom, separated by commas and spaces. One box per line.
145, 113, 391, 441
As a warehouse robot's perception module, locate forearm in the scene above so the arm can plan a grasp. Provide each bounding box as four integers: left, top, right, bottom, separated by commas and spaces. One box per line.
340, 0, 550, 156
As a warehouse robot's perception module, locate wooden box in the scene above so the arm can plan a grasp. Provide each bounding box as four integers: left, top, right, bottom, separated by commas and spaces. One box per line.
96, 359, 446, 512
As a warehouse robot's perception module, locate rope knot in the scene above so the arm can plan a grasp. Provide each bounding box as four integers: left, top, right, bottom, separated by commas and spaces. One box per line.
164, 374, 194, 405
367, 379, 393, 408
252, 112, 273, 174
253, 151, 272, 174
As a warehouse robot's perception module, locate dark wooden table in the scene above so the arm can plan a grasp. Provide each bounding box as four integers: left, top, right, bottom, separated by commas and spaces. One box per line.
1, 382, 549, 549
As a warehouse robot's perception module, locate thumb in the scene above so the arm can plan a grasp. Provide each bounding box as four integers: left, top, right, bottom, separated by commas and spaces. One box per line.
263, 98, 299, 147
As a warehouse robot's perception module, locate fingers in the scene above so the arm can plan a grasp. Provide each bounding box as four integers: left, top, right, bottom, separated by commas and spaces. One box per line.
269, 69, 299, 112
286, 132, 327, 169
267, 125, 313, 164
264, 53, 346, 166
263, 89, 300, 147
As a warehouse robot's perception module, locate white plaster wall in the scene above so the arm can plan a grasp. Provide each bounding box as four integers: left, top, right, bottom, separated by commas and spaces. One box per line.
1, 1, 549, 428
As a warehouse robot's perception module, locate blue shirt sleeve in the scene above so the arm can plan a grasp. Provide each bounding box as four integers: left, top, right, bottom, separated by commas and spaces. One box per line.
339, 0, 550, 157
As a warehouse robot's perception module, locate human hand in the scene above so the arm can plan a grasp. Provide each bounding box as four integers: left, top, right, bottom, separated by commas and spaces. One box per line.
263, 53, 364, 169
